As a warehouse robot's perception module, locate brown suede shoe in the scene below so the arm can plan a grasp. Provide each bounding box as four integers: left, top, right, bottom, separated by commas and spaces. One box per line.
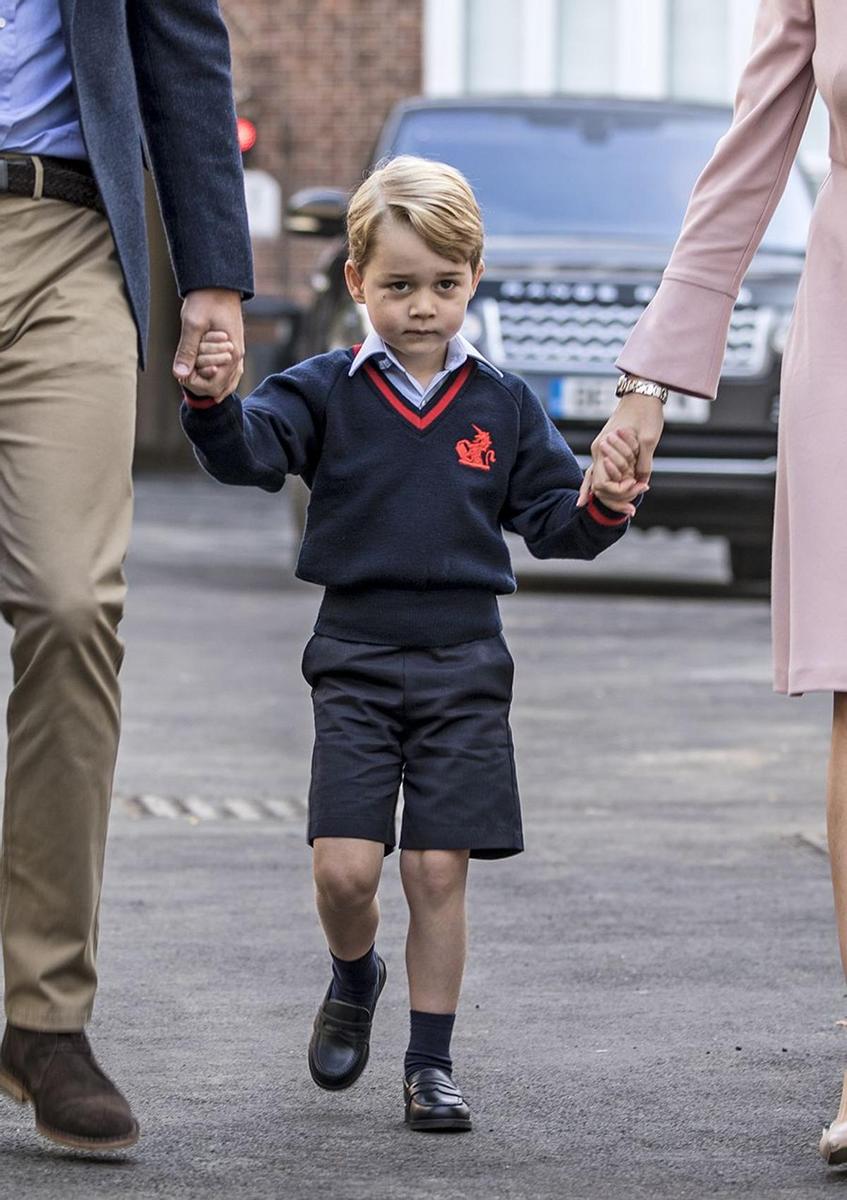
0, 1024, 139, 1151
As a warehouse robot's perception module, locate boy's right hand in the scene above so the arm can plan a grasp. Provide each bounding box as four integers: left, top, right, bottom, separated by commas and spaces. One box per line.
182, 330, 241, 402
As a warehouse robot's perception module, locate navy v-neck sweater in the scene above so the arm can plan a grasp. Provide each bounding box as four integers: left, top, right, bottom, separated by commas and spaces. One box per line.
181, 348, 631, 646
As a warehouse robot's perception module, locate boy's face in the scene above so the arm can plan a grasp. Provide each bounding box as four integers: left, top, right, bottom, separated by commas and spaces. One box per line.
344, 218, 483, 370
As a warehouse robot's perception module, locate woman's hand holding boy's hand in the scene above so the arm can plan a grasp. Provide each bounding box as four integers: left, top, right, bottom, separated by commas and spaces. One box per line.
181, 330, 241, 403
578, 427, 648, 518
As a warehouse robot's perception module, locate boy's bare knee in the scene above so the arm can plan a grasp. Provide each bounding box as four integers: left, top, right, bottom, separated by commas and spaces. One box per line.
314, 859, 378, 912
402, 850, 468, 906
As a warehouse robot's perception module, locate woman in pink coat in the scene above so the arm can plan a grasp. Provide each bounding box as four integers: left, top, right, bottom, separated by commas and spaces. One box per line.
585, 0, 847, 1163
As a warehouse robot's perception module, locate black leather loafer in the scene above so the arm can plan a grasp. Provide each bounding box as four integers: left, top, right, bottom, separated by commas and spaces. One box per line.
308, 956, 386, 1091
404, 1067, 472, 1132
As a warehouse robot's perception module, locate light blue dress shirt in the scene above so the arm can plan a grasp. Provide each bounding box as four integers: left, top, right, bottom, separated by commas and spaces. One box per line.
349, 331, 502, 409
0, 0, 86, 159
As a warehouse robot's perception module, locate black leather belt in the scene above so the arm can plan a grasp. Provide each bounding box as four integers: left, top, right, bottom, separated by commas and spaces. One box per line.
0, 155, 104, 214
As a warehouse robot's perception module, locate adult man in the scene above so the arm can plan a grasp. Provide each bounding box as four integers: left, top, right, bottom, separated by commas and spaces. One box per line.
0, 0, 252, 1151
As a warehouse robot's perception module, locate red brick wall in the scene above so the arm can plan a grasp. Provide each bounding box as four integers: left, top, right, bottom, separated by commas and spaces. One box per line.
220, 0, 424, 303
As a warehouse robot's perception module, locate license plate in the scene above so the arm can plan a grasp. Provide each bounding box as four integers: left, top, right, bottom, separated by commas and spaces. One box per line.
548, 377, 709, 424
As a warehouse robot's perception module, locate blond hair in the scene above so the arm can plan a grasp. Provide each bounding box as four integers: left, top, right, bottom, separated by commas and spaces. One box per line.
346, 156, 484, 272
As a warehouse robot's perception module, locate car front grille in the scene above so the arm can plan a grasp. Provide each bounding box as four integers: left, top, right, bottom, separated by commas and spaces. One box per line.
479, 284, 774, 377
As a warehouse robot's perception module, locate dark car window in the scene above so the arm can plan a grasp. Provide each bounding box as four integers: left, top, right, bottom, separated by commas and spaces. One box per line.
386, 106, 810, 252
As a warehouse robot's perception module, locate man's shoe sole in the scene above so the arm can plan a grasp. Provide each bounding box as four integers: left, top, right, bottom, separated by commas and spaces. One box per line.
0, 1064, 140, 1151
0, 1064, 27, 1104
308, 957, 387, 1092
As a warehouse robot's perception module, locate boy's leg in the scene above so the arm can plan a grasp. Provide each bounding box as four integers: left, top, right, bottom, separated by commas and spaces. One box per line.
303, 636, 406, 1091
313, 837, 384, 1003
304, 635, 404, 879
400, 849, 472, 1132
395, 636, 523, 1132
309, 838, 387, 1090
400, 849, 469, 1017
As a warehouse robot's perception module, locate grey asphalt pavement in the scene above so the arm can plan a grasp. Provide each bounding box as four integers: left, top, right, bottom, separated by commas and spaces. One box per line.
0, 474, 842, 1199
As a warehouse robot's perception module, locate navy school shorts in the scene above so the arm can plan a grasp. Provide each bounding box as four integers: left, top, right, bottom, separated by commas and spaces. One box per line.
301, 632, 523, 859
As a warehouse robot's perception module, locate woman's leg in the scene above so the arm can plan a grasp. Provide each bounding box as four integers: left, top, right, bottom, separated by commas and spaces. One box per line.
828, 695, 847, 978
820, 696, 847, 1159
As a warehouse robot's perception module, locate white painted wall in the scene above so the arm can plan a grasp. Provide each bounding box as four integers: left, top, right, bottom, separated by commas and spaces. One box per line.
422, 0, 828, 170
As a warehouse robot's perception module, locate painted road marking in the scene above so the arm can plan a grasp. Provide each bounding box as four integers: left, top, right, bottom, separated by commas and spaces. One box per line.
120, 794, 306, 822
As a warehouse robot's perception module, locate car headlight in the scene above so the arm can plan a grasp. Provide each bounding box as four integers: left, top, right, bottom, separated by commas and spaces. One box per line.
328, 301, 371, 349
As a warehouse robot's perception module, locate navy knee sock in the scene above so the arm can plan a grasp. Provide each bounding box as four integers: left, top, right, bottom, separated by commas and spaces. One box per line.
329, 945, 379, 1008
404, 1010, 456, 1078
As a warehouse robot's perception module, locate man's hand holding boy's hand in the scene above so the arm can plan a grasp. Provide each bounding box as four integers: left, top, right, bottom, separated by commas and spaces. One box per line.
577, 427, 647, 519
173, 289, 244, 397
181, 330, 240, 403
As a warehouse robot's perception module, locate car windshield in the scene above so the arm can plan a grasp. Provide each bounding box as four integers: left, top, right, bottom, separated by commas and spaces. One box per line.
387, 106, 810, 253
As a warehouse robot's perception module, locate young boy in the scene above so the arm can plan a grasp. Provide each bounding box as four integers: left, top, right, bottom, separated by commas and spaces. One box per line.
180, 156, 644, 1132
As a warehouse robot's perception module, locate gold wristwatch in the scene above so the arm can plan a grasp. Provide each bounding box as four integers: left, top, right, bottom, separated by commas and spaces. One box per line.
615, 373, 668, 405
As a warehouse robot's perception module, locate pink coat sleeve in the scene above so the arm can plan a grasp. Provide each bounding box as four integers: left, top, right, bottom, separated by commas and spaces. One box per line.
616, 0, 816, 399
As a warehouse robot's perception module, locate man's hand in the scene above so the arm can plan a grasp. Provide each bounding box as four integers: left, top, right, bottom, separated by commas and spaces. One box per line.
577, 392, 665, 510
180, 331, 237, 403
173, 288, 244, 398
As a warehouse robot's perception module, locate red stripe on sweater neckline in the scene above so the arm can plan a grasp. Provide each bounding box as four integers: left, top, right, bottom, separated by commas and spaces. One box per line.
360, 358, 474, 431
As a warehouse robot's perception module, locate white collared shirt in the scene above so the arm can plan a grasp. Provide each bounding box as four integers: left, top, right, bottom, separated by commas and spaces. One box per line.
348, 331, 502, 409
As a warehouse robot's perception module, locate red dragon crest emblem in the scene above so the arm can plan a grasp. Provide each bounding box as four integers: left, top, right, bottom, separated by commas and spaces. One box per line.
455, 425, 496, 471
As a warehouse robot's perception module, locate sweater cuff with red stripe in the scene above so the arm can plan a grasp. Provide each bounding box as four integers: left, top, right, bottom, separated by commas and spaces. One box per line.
585, 493, 632, 527
181, 386, 233, 410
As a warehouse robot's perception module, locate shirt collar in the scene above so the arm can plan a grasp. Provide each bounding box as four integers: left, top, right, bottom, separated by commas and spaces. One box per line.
348, 330, 502, 380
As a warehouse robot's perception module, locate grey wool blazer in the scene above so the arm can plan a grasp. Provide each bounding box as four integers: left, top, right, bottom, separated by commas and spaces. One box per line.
57, 0, 254, 365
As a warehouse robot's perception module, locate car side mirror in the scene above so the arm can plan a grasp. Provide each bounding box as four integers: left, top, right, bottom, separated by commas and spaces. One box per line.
285, 188, 348, 238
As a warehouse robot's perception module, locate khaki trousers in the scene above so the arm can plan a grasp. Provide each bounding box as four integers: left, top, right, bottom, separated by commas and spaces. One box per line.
0, 192, 137, 1031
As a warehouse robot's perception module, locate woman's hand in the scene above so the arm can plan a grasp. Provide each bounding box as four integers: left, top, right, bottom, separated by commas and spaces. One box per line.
577, 391, 665, 507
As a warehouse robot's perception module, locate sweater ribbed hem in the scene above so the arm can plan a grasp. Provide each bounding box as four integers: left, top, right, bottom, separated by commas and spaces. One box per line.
315, 587, 502, 648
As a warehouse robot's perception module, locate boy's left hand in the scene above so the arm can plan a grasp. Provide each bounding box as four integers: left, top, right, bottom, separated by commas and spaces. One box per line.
181, 330, 241, 401
578, 427, 648, 518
